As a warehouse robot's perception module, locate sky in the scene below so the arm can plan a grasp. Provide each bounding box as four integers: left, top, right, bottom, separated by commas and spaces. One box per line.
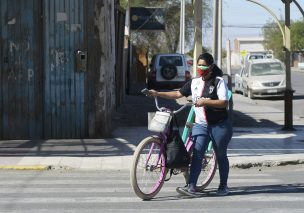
203, 0, 304, 49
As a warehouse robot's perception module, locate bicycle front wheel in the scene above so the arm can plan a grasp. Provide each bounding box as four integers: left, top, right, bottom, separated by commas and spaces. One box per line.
130, 136, 166, 200
196, 149, 217, 191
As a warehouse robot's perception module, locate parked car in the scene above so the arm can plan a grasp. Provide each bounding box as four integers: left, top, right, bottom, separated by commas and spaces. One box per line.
242, 53, 266, 66
241, 59, 286, 99
246, 53, 266, 61
266, 53, 274, 59
234, 67, 244, 94
147, 53, 191, 89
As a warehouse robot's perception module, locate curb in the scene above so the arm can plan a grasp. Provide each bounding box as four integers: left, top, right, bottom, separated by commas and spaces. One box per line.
0, 165, 76, 171
231, 159, 304, 169
0, 159, 303, 171
0, 165, 49, 170
291, 68, 304, 72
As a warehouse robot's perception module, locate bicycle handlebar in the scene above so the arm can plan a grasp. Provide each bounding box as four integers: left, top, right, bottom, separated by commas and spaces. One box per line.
141, 88, 192, 114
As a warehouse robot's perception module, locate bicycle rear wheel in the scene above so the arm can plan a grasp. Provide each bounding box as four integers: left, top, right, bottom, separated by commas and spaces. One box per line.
196, 149, 217, 191
130, 136, 166, 200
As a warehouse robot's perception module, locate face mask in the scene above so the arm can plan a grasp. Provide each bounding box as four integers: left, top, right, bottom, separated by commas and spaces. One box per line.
197, 65, 210, 77
197, 65, 209, 70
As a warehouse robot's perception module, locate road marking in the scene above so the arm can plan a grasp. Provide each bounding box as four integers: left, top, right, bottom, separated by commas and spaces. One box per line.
233, 133, 296, 139
115, 138, 137, 150
228, 149, 304, 151
0, 178, 281, 185
0, 165, 48, 170
0, 195, 303, 203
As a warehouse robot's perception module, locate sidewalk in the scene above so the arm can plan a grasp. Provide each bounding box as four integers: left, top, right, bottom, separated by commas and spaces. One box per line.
0, 126, 303, 171
0, 93, 304, 171
292, 66, 304, 72
229, 94, 304, 167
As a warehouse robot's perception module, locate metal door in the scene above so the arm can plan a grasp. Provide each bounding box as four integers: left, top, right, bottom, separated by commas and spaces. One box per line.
0, 0, 43, 139
43, 0, 86, 138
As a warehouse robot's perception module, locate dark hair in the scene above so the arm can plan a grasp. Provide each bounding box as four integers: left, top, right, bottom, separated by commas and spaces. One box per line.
198, 52, 223, 79
197, 52, 214, 65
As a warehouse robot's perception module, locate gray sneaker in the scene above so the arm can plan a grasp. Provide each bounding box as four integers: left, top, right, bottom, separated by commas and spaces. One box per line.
217, 186, 229, 196
176, 186, 198, 197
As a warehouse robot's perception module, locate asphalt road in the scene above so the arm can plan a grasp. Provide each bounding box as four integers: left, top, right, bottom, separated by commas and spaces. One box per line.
113, 69, 303, 128
0, 165, 303, 212
230, 69, 304, 120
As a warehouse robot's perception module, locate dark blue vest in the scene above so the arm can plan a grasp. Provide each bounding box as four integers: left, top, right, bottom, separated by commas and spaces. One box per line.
202, 78, 228, 125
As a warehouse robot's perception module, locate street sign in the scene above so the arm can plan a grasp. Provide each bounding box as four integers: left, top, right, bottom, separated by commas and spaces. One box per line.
240, 50, 247, 57
130, 7, 165, 30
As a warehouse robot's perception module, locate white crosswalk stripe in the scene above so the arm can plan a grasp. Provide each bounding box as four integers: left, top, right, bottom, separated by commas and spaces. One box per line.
0, 178, 282, 184
0, 169, 303, 212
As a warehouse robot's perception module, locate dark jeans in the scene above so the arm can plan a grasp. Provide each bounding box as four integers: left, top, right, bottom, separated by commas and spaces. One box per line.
189, 119, 233, 188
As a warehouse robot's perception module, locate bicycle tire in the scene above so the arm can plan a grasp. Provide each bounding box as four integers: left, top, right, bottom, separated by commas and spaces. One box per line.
130, 136, 166, 200
196, 150, 217, 191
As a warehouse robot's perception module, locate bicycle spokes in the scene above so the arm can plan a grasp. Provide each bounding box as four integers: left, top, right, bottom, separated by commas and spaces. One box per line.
196, 150, 217, 191
134, 139, 166, 197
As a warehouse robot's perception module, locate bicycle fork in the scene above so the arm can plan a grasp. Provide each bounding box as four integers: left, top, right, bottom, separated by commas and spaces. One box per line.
145, 141, 165, 172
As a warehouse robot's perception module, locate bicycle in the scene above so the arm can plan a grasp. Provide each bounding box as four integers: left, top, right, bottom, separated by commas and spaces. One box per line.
130, 89, 217, 200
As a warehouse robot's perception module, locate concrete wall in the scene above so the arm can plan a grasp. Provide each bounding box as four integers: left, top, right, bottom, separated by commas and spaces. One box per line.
232, 37, 267, 67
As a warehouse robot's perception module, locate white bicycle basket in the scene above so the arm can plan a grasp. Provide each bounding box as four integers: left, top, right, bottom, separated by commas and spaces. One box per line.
148, 111, 172, 132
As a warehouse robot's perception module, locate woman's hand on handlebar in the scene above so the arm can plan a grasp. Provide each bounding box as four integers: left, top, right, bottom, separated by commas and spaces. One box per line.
147, 89, 158, 97
194, 98, 206, 107
143, 88, 183, 100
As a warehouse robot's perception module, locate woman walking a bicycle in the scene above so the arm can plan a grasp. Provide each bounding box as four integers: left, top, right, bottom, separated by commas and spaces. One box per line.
147, 52, 233, 196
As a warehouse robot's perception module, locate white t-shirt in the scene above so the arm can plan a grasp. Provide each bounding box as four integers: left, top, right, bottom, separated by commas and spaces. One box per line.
180, 76, 228, 125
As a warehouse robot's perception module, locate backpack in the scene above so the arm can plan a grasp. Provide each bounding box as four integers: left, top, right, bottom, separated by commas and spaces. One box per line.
165, 116, 190, 169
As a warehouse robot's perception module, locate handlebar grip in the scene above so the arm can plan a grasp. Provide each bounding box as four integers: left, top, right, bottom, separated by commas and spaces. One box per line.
141, 88, 149, 95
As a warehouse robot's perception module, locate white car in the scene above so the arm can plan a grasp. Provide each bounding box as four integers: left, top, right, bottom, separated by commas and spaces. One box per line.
241, 59, 286, 99
147, 53, 191, 89
246, 53, 266, 61
234, 67, 244, 94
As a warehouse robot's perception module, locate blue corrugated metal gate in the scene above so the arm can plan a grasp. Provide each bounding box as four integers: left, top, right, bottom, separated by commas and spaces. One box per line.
0, 0, 43, 139
43, 0, 86, 138
0, 0, 87, 139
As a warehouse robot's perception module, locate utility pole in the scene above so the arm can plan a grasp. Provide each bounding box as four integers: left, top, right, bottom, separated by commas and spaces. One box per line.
218, 0, 222, 68
282, 0, 294, 130
212, 0, 219, 64
193, 0, 202, 77
180, 0, 185, 54
226, 40, 232, 91
126, 0, 131, 94
245, 0, 294, 130
226, 39, 233, 122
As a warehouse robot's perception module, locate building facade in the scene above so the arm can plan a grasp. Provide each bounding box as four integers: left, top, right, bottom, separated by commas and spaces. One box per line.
0, 0, 125, 139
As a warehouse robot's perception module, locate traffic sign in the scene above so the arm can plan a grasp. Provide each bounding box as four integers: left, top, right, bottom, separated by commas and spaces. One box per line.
240, 50, 247, 57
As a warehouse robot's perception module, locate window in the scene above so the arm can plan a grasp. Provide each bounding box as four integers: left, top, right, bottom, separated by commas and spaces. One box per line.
251, 62, 284, 76
159, 56, 183, 66
249, 55, 264, 60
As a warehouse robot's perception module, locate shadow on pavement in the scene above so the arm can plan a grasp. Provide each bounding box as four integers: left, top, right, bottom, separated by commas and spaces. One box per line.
112, 94, 192, 128
228, 183, 304, 195
294, 95, 304, 100
0, 138, 137, 157
115, 93, 304, 129
150, 183, 304, 201
0, 94, 302, 158
113, 94, 284, 128
232, 109, 281, 127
